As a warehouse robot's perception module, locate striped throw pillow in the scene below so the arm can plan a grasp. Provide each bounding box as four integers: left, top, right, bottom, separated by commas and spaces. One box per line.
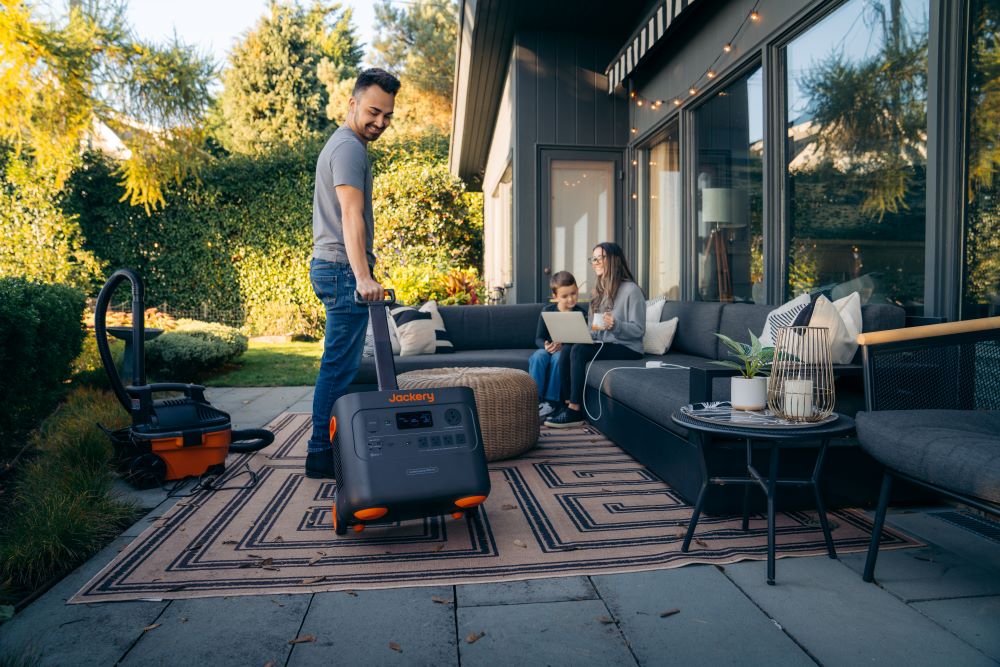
758, 293, 811, 346
419, 300, 454, 354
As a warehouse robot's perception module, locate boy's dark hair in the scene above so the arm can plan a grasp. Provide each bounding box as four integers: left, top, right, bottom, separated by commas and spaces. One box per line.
549, 271, 577, 292
353, 68, 401, 97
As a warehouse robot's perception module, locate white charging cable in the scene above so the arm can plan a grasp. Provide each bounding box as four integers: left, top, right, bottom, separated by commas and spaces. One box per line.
580, 341, 690, 422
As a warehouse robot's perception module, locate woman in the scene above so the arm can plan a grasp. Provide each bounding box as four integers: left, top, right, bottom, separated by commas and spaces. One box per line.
545, 242, 645, 427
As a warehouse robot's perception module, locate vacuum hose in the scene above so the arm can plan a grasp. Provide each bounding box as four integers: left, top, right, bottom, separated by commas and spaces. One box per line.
95, 268, 145, 413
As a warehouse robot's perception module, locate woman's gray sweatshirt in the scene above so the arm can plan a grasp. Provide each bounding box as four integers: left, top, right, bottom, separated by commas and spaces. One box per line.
591, 281, 646, 354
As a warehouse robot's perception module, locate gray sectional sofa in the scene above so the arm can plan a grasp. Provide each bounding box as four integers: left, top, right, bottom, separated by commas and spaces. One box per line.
349, 299, 906, 513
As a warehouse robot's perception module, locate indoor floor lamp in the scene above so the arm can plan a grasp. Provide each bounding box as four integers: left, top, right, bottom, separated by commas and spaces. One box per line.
701, 187, 747, 303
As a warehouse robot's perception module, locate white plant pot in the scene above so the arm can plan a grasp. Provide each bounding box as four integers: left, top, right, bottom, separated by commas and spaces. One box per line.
731, 376, 768, 411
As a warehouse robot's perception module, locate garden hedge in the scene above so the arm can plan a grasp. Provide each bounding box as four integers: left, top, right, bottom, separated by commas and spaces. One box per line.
0, 278, 86, 446
66, 131, 482, 337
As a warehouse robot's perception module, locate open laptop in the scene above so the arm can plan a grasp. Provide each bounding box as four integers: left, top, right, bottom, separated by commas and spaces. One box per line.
541, 311, 595, 344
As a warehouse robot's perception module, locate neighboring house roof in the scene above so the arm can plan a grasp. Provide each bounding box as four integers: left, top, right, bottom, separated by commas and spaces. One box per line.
86, 117, 132, 161
449, 0, 648, 187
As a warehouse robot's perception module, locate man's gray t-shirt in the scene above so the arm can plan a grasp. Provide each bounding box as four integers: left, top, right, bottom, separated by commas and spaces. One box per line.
312, 125, 376, 267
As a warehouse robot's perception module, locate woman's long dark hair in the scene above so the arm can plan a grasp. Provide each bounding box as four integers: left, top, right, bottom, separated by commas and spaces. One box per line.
590, 242, 636, 314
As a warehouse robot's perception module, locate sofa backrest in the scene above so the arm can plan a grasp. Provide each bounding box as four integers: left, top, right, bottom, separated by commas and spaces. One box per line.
661, 300, 907, 361
437, 303, 544, 350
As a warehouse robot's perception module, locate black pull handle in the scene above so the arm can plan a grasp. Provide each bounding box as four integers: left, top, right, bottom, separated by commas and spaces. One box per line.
354, 288, 396, 306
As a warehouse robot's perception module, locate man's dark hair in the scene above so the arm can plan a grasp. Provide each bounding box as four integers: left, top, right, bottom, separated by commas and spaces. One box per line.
353, 68, 401, 97
550, 271, 577, 293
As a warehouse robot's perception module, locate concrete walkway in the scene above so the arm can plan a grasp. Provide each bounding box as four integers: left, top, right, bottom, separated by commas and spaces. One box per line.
2, 388, 999, 666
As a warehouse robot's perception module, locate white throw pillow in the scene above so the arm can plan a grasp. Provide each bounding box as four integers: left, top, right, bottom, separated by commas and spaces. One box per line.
804, 294, 857, 364
362, 307, 400, 357
646, 298, 666, 324
643, 316, 678, 355
389, 304, 438, 356
833, 291, 862, 341
419, 300, 454, 353
759, 293, 811, 346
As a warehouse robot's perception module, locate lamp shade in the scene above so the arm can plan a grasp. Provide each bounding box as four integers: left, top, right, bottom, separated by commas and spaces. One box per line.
701, 187, 748, 229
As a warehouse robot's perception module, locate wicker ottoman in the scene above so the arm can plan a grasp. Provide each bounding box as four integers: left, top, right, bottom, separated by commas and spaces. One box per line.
397, 367, 539, 461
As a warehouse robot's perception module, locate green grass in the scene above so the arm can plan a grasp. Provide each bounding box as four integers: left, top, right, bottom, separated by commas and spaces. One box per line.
0, 386, 138, 608
202, 340, 324, 386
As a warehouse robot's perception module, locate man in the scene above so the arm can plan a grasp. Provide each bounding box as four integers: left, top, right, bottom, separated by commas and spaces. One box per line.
306, 68, 400, 478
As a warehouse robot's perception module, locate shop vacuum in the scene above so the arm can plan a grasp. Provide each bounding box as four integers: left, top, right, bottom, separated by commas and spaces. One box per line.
329, 290, 490, 535
95, 268, 273, 488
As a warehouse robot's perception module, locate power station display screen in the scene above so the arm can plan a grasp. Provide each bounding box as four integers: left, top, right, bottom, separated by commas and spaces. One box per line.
396, 411, 434, 430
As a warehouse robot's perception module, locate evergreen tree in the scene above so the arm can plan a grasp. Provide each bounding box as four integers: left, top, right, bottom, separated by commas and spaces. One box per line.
369, 0, 457, 135
219, 1, 363, 155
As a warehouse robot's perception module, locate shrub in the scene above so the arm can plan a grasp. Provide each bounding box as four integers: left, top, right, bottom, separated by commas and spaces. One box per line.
65, 134, 481, 339
373, 161, 483, 271
0, 387, 134, 598
0, 278, 86, 449
384, 264, 485, 306
145, 319, 248, 381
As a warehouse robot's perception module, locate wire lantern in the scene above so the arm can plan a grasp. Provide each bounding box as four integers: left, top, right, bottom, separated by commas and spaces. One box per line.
767, 326, 836, 422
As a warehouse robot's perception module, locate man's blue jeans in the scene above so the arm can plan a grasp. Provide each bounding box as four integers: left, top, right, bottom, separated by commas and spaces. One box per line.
528, 348, 563, 403
308, 259, 369, 453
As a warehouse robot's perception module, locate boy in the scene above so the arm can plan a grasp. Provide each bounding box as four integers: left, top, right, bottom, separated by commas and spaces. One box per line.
531, 271, 587, 417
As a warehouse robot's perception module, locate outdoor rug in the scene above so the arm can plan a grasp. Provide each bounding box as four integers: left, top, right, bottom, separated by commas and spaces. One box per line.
71, 413, 919, 603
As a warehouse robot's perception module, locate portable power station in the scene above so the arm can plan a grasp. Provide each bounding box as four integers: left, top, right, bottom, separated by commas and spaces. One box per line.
329, 290, 491, 535
95, 268, 273, 488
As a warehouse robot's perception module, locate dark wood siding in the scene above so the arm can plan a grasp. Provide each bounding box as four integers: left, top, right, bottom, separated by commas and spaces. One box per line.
510, 31, 629, 303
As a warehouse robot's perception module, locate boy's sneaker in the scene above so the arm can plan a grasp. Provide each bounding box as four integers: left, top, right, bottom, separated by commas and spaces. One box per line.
544, 407, 585, 428
538, 401, 556, 418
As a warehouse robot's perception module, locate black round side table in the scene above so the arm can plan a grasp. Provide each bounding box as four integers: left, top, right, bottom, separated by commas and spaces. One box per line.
671, 409, 856, 585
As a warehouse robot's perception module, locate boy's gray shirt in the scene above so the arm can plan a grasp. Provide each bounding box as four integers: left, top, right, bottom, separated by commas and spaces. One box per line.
312, 125, 376, 267
592, 281, 646, 354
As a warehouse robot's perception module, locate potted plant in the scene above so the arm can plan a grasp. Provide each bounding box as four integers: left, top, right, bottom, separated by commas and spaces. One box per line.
712, 330, 774, 411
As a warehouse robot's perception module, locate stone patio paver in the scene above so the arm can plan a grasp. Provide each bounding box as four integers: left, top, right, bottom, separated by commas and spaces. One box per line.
724, 556, 998, 666
457, 598, 637, 666
456, 576, 598, 607
911, 595, 1000, 662
289, 587, 458, 666
119, 594, 311, 666
592, 565, 813, 665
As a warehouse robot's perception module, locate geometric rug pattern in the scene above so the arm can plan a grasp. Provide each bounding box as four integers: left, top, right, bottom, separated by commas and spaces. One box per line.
71, 413, 919, 603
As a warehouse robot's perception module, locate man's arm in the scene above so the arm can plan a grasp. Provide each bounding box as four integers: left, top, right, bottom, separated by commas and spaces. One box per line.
335, 184, 382, 302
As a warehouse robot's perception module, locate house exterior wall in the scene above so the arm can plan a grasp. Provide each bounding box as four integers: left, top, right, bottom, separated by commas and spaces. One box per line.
499, 30, 629, 303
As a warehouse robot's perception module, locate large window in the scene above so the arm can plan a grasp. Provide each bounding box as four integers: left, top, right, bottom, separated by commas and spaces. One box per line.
485, 163, 513, 297
693, 67, 764, 303
963, 0, 1000, 319
644, 123, 682, 300
785, 0, 928, 313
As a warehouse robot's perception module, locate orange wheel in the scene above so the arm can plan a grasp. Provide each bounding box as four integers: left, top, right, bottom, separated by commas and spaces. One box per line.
329, 416, 338, 442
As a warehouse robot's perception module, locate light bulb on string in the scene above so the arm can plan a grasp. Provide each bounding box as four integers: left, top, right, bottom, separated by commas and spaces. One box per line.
707, 70, 716, 79
750, 10, 760, 22
723, 43, 732, 53
689, 87, 697, 96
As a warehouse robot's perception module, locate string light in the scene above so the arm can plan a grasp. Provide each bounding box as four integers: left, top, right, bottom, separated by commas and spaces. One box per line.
626, 0, 760, 116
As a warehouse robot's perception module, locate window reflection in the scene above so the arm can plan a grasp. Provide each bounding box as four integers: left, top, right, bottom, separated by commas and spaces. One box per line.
646, 124, 681, 300
694, 68, 764, 303
963, 0, 1000, 319
786, 0, 928, 313
550, 160, 614, 295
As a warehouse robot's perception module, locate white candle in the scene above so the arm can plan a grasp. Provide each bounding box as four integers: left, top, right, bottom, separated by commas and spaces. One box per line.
783, 379, 813, 418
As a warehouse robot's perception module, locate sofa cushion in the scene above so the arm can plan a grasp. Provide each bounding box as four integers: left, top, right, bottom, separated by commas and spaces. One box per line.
585, 353, 724, 436
353, 349, 536, 385
856, 410, 1000, 504
437, 304, 544, 350
660, 301, 724, 359
717, 303, 772, 360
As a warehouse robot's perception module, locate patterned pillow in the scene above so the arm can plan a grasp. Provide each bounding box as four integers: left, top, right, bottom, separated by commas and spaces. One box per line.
419, 300, 454, 353
758, 293, 811, 346
388, 304, 438, 356
362, 307, 401, 357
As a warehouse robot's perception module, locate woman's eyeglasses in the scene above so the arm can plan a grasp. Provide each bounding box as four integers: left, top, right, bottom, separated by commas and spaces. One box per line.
589, 256, 606, 265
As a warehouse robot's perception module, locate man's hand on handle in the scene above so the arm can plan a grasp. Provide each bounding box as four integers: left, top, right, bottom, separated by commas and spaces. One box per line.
356, 276, 384, 303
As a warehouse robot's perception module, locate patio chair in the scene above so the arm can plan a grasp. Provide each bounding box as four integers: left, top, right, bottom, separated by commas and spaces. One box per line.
855, 316, 1000, 582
